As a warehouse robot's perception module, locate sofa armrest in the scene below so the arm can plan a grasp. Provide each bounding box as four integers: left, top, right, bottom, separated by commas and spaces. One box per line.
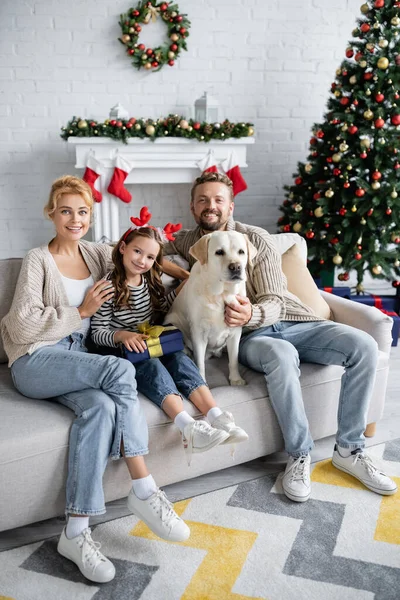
321, 291, 393, 354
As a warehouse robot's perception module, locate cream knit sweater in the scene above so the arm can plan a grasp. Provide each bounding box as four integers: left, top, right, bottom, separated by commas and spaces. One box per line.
164, 219, 324, 330
1, 240, 112, 367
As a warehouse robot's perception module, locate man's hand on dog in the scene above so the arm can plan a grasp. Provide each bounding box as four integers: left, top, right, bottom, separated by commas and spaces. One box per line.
225, 295, 252, 327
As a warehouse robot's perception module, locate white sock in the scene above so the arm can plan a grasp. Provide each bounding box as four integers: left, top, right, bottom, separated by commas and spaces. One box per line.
174, 410, 195, 432
65, 516, 90, 539
207, 407, 223, 424
132, 474, 157, 501
337, 445, 352, 458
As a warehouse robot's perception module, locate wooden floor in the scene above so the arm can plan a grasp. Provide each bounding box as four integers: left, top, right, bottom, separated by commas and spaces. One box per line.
1, 345, 399, 551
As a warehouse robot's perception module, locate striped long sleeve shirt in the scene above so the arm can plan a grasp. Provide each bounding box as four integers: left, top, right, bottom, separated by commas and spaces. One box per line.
91, 275, 176, 347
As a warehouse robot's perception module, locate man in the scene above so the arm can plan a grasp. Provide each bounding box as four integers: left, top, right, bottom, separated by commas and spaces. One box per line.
164, 171, 397, 502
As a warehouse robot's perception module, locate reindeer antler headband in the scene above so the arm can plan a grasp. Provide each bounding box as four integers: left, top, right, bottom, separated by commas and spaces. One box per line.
122, 206, 182, 243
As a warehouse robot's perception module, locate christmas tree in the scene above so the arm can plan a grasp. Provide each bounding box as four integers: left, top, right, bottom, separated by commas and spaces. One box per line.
278, 0, 400, 291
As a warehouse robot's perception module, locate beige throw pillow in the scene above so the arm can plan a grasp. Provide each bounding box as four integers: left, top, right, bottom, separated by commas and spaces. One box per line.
281, 244, 331, 320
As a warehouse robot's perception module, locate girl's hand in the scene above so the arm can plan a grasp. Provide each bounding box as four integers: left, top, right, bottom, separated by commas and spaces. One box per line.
114, 330, 149, 353
78, 279, 114, 319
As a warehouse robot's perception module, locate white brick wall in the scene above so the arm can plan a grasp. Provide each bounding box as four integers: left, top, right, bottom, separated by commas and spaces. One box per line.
0, 0, 358, 257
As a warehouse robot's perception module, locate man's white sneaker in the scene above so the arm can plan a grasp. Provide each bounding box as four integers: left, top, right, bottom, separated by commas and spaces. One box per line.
127, 488, 190, 542
182, 419, 229, 464
332, 447, 398, 495
211, 411, 249, 445
57, 527, 115, 583
282, 454, 311, 502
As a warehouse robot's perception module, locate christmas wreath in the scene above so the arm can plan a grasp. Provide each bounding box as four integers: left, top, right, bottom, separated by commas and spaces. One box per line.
61, 115, 255, 143
119, 0, 190, 71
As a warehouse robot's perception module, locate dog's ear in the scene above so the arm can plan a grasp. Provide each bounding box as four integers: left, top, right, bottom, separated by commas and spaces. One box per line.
189, 235, 211, 265
244, 235, 258, 266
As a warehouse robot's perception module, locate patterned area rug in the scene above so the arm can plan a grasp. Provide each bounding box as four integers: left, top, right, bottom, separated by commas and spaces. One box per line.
1, 439, 399, 600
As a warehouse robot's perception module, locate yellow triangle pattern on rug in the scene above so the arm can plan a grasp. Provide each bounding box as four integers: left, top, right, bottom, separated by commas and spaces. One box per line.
311, 458, 400, 545
130, 498, 264, 600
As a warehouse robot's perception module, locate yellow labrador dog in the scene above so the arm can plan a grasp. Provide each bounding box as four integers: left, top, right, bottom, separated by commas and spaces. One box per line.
166, 230, 257, 385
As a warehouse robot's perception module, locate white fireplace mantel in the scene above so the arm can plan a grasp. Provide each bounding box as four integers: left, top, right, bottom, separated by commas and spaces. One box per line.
68, 137, 254, 242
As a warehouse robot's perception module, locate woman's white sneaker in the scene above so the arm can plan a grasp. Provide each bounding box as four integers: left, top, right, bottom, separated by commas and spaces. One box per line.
282, 454, 311, 502
332, 447, 398, 495
57, 527, 115, 583
211, 411, 249, 444
127, 488, 190, 542
182, 420, 229, 464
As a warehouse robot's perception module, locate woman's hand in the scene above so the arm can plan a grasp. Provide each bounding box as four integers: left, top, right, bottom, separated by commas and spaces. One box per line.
78, 279, 114, 319
114, 330, 149, 353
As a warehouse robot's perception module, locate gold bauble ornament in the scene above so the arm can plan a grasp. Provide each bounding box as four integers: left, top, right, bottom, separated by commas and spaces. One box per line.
187, 126, 193, 132
170, 11, 177, 17
168, 51, 175, 59
360, 60, 368, 68
332, 152, 342, 162
293, 222, 302, 232
391, 190, 398, 198
336, 68, 342, 76
325, 188, 334, 198
144, 62, 152, 70
371, 181, 381, 189
347, 164, 353, 170
360, 217, 367, 225
378, 137, 386, 144
145, 124, 155, 135
360, 3, 369, 14
339, 143, 348, 152
77, 119, 88, 129
360, 137, 371, 148
379, 39, 388, 48
366, 43, 374, 51
170, 33, 179, 41
349, 75, 357, 85
334, 90, 341, 97
129, 27, 135, 33
394, 259, 400, 268
377, 57, 389, 69
341, 123, 348, 131
391, 16, 400, 26
363, 109, 374, 120
134, 123, 141, 130
366, 88, 371, 96
391, 233, 399, 242
293, 203, 303, 212
333, 254, 343, 265
305, 163, 312, 173
314, 207, 324, 218
351, 205, 357, 212
179, 119, 189, 129
372, 265, 382, 275
121, 34, 131, 44
248, 127, 254, 136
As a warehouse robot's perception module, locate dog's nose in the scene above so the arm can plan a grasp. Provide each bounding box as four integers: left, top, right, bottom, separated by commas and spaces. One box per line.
228, 262, 242, 274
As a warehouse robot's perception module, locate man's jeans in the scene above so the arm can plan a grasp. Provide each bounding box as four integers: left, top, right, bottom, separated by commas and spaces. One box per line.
239, 320, 379, 457
11, 333, 148, 516
134, 351, 206, 408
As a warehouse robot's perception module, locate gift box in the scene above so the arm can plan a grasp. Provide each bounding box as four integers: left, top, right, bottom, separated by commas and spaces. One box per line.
320, 286, 351, 299
349, 293, 398, 312
380, 310, 400, 347
124, 323, 184, 364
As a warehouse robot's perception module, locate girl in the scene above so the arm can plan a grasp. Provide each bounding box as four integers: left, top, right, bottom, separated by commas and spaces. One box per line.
91, 212, 248, 465
1, 177, 189, 585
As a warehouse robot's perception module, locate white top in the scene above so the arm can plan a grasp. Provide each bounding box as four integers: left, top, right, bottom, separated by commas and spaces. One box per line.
60, 274, 94, 336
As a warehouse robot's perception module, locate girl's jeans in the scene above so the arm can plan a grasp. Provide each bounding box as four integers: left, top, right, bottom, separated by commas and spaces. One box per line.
134, 351, 206, 408
239, 320, 379, 457
11, 333, 148, 516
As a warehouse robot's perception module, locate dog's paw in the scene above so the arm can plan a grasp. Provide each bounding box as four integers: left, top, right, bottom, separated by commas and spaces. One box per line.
230, 377, 247, 386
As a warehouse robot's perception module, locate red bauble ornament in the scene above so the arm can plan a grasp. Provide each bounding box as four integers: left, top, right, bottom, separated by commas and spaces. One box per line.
116, 121, 123, 127
392, 281, 400, 288
135, 25, 142, 32
333, 168, 341, 176
395, 93, 400, 100
375, 118, 385, 128
344, 181, 351, 188
160, 2, 168, 10
374, 0, 384, 6
90, 121, 96, 127
346, 49, 354, 58
386, 208, 392, 215
138, 43, 145, 50
364, 72, 373, 80
348, 125, 358, 134
179, 27, 186, 34
395, 162, 400, 170
283, 224, 291, 232
355, 188, 366, 197
355, 252, 362, 260
306, 231, 315, 239
146, 48, 154, 55
360, 23, 370, 32
175, 15, 183, 22
316, 130, 324, 138
132, 9, 140, 15
170, 43, 178, 51
313, 192, 321, 200
394, 238, 400, 244
391, 114, 400, 126
151, 61, 159, 68
353, 99, 359, 106
331, 237, 339, 244
295, 177, 303, 185
372, 171, 382, 180
355, 51, 363, 61
340, 97, 350, 106
129, 117, 136, 124
110, 120, 117, 126
342, 70, 348, 76
360, 152, 367, 159
326, 157, 333, 163
168, 60, 175, 66
339, 208, 347, 216
319, 259, 325, 265
367, 208, 374, 216
343, 272, 350, 281
128, 48, 135, 55
193, 122, 201, 130
324, 223, 330, 228
375, 93, 385, 102
126, 122, 133, 128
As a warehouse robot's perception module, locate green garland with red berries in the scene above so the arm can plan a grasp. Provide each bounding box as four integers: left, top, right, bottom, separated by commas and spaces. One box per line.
60, 115, 255, 143
119, 1, 190, 71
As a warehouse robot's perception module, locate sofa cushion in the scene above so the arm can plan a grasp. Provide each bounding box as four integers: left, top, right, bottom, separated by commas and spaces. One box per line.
282, 244, 331, 320
0, 258, 22, 363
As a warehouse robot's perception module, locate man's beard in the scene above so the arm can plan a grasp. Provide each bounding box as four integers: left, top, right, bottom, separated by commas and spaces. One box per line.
197, 211, 226, 232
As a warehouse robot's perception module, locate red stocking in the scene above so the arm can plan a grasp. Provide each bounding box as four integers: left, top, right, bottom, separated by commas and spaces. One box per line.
222, 151, 247, 196
197, 150, 218, 174
82, 155, 102, 203
107, 155, 132, 204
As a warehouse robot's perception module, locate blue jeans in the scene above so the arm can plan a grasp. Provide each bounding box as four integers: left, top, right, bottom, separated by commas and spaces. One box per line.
239, 320, 379, 457
11, 333, 148, 516
134, 351, 206, 408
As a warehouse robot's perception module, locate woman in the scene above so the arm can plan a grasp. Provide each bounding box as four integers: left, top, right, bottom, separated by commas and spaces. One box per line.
0, 175, 189, 585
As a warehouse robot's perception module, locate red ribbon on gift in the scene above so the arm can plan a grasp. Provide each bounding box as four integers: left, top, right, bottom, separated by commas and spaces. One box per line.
380, 309, 397, 317
371, 294, 383, 309
323, 287, 333, 293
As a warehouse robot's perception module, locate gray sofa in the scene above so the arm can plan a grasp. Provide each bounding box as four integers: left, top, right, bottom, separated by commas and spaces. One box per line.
0, 234, 393, 532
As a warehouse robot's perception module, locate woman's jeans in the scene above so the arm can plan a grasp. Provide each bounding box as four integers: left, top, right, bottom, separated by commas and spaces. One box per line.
239, 320, 379, 457
134, 351, 206, 408
11, 333, 148, 516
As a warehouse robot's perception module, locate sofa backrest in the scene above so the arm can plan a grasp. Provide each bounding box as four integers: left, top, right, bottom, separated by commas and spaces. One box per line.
0, 258, 23, 363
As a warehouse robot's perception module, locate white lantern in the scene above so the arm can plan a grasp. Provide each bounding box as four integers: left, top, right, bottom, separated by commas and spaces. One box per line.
109, 103, 130, 120
194, 92, 219, 123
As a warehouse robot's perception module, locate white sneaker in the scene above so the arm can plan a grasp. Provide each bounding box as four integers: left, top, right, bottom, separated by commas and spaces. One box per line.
211, 411, 249, 445
57, 527, 115, 583
182, 420, 230, 465
127, 488, 190, 542
282, 454, 311, 502
332, 447, 398, 495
